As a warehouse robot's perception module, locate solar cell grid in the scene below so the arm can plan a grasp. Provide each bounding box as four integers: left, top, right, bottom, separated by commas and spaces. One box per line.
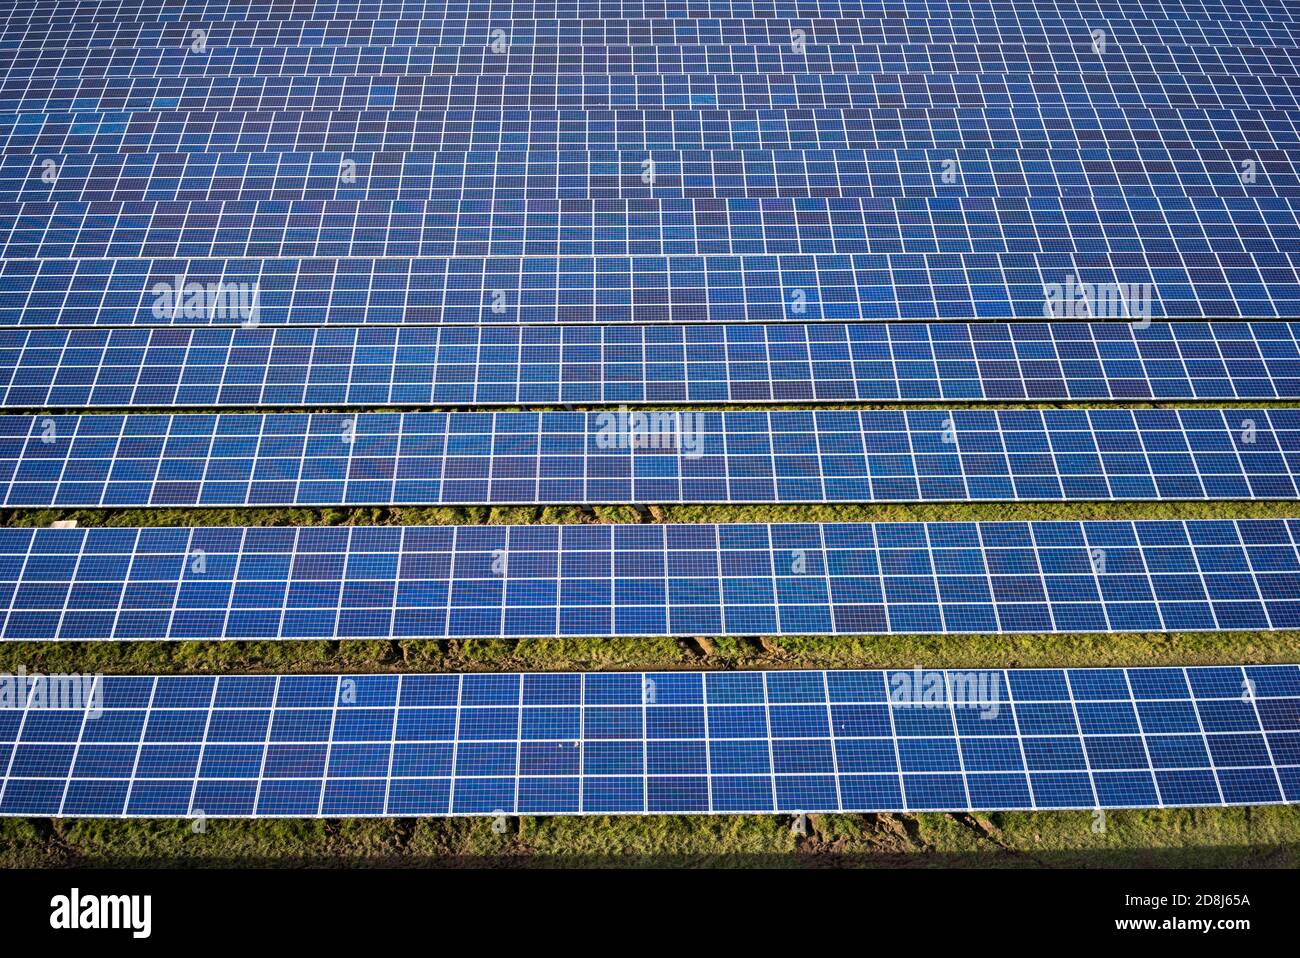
10, 192, 1300, 254
10, 148, 1295, 205
1, 519, 1299, 641
11, 25, 1293, 56
2, 251, 1294, 326
11, 196, 1299, 261
2, 321, 1296, 408
7, 7, 1298, 41
4, 408, 1300, 507
7, 70, 1293, 113
5, 41, 1297, 85
5, 0, 1295, 15
6, 105, 1293, 155
3, 3, 1295, 40
1, 665, 1295, 816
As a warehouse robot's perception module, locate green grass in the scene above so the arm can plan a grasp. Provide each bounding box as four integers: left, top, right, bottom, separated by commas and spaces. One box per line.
4, 807, 1297, 868
4, 460, 1300, 867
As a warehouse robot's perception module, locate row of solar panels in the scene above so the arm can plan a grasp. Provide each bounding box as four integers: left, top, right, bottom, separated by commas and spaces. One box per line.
4, 17, 1294, 51
0, 0, 1289, 327
28, 18, 1291, 42
7, 154, 1293, 200
7, 111, 1288, 155
13, 34, 1292, 57
2, 666, 1296, 816
7, 81, 1285, 116
9, 46, 1285, 89
10, 4, 1295, 37
2, 519, 1298, 640
10, 197, 1297, 258
11, 45, 1289, 74
9, 0, 1293, 15
1, 259, 1291, 325
0, 321, 1296, 406
11, 24, 1296, 49
3, 408, 1300, 506
9, 17, 1294, 51
3, 59, 1287, 91
0, 216, 1286, 265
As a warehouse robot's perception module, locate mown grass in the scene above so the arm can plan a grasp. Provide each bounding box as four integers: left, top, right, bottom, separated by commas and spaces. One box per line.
4, 806, 1297, 869
3, 439, 1300, 867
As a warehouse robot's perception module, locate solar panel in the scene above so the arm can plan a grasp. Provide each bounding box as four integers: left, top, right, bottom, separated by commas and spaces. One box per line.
0, 1, 1298, 324
4, 250, 1296, 326
10, 3, 1296, 33
11, 197, 1300, 265
4, 321, 1300, 408
8, 10, 1297, 114
6, 408, 1300, 507
9, 103, 1293, 154
9, 10, 1299, 54
4, 0, 1297, 20
5, 68, 1292, 116
1, 664, 1295, 816
6, 154, 1297, 203
3, 519, 1299, 641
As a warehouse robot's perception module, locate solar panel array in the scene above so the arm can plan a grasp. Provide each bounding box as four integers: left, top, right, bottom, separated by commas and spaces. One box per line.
5, 321, 1300, 408
2, 0, 1299, 822
5, 408, 1300, 507
0, 0, 1298, 323
3, 519, 1299, 641
2, 665, 1296, 817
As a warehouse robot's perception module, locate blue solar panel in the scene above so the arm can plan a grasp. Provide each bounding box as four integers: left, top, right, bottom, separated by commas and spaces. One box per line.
1, 664, 1296, 816
11, 4, 1295, 40
5, 156, 1297, 203
8, 104, 1292, 154
10, 197, 1300, 263
3, 321, 1300, 407
6, 408, 1300, 507
5, 0, 1297, 23
8, 3, 1298, 113
2, 519, 1299, 641
4, 67, 1290, 116
0, 0, 1298, 323
3, 249, 1297, 325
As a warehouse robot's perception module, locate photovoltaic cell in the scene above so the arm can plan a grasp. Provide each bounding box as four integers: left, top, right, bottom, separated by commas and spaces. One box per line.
6, 408, 1300, 507
3, 519, 1300, 641
3, 321, 1300, 408
1, 665, 1296, 816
